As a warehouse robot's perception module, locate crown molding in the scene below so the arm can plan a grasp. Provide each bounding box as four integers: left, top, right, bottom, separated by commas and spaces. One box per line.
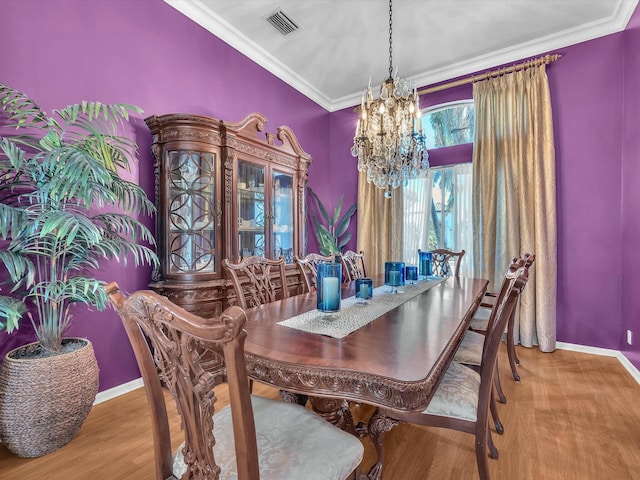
165, 0, 639, 113
332, 0, 639, 111
164, 0, 330, 109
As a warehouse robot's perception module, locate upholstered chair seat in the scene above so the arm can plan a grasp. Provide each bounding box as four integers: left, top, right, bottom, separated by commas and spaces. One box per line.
454, 330, 486, 366
454, 328, 505, 434
423, 362, 480, 421
173, 395, 363, 480
470, 307, 491, 331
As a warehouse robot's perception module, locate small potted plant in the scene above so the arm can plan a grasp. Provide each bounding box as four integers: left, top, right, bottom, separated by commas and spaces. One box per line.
0, 84, 158, 457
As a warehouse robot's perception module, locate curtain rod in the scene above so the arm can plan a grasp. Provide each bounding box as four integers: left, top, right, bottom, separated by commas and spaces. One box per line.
418, 53, 562, 96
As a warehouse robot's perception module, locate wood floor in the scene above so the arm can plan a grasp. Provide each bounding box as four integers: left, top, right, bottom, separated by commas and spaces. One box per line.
2, 346, 640, 479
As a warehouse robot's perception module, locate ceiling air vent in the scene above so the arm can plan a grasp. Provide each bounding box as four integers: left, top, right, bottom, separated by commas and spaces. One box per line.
265, 9, 299, 36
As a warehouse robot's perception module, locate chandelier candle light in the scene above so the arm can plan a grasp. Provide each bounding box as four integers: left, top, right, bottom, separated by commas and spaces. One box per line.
351, 0, 429, 198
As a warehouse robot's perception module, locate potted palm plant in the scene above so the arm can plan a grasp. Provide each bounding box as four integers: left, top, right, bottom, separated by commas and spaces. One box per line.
0, 84, 158, 457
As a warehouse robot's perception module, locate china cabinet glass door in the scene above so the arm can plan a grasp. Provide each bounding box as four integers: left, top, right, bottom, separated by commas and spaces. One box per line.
168, 150, 217, 275
272, 170, 294, 262
237, 160, 266, 259
147, 112, 310, 315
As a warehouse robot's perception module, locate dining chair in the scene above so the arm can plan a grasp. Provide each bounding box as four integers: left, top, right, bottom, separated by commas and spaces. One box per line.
370, 262, 529, 480
222, 256, 289, 309
105, 282, 364, 480
274, 247, 294, 263
470, 253, 536, 383
294, 253, 334, 293
341, 250, 367, 282
425, 248, 465, 276
453, 255, 533, 433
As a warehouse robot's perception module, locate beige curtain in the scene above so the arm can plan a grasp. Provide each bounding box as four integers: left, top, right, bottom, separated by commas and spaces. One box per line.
472, 64, 557, 352
357, 172, 403, 276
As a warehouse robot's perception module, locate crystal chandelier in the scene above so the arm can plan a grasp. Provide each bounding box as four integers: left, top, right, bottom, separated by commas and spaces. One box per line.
350, 0, 429, 198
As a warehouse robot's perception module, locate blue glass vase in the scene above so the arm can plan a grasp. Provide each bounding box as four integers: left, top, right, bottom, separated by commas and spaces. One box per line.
418, 251, 432, 278
355, 278, 373, 304
384, 261, 405, 294
405, 265, 418, 284
317, 262, 342, 313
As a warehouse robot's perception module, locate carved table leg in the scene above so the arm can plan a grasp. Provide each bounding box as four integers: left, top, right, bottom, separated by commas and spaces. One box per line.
309, 397, 359, 437
278, 390, 308, 406
367, 410, 400, 480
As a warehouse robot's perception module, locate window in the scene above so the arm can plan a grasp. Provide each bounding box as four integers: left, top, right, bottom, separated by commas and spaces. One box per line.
431, 167, 457, 250
422, 100, 475, 149
403, 101, 475, 275
403, 164, 473, 269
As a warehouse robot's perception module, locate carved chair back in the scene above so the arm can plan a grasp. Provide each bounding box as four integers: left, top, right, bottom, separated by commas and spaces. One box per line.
341, 250, 367, 283
427, 248, 465, 277
481, 252, 536, 307
273, 247, 294, 263
479, 257, 531, 341
523, 252, 536, 270
222, 256, 289, 309
105, 282, 259, 480
294, 253, 334, 293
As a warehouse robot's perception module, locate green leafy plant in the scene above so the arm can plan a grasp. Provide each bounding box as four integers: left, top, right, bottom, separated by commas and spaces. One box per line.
0, 84, 158, 353
307, 187, 356, 256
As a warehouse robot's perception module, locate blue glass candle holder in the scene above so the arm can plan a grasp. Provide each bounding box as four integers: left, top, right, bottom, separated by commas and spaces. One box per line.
405, 265, 418, 284
317, 262, 342, 313
384, 261, 405, 294
355, 278, 373, 304
418, 250, 433, 278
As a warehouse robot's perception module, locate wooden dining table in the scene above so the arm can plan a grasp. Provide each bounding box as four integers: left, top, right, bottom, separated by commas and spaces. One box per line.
242, 275, 488, 479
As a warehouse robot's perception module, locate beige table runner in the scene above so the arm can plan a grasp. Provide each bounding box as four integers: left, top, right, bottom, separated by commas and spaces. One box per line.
277, 277, 447, 339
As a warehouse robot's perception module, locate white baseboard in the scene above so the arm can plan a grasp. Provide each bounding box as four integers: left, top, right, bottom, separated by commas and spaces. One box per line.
557, 342, 640, 385
94, 377, 144, 405
616, 353, 640, 385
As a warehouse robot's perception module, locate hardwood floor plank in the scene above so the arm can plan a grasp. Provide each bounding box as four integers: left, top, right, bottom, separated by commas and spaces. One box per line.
1, 346, 639, 479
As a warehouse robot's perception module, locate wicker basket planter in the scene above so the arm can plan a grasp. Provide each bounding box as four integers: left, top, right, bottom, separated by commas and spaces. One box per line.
0, 338, 99, 457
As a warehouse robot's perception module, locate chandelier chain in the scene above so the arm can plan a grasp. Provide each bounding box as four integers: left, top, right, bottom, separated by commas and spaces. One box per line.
388, 0, 393, 80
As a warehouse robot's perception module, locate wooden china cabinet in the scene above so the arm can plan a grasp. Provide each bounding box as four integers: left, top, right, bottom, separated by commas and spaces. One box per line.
145, 113, 311, 316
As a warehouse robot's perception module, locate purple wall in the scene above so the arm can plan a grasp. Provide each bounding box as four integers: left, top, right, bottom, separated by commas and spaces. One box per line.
3, 0, 639, 390
552, 34, 625, 350
2, 0, 330, 391
622, 10, 640, 367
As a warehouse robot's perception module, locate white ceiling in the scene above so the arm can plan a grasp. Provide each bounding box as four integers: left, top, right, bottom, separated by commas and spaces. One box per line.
165, 0, 638, 112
